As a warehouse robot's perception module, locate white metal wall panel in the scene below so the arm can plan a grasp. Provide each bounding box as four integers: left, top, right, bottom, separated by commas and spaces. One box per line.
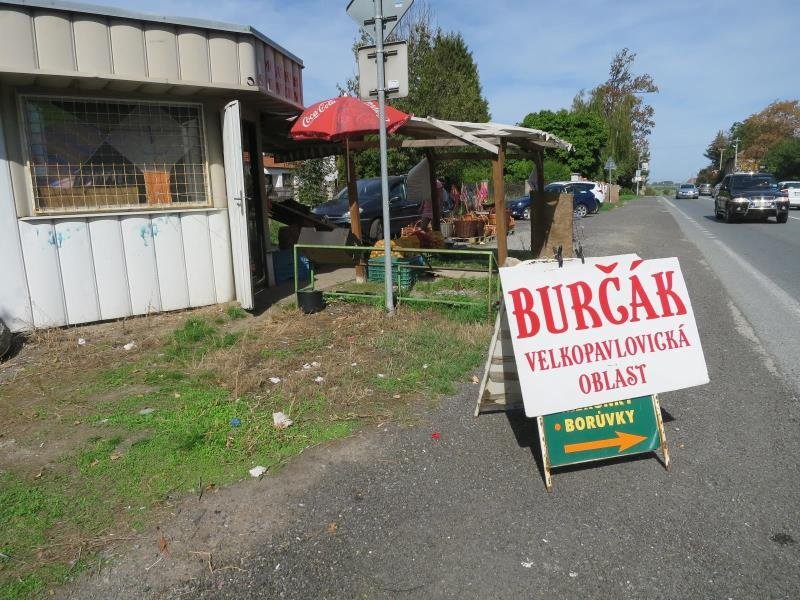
180, 213, 217, 307
73, 16, 112, 74
208, 210, 235, 303
33, 11, 76, 72
18, 220, 67, 328
145, 27, 180, 80
110, 20, 147, 78
0, 8, 36, 71
54, 220, 101, 325
177, 29, 211, 83
238, 37, 256, 86
120, 216, 162, 314
0, 108, 33, 332
88, 218, 132, 321
209, 34, 239, 85
151, 214, 190, 311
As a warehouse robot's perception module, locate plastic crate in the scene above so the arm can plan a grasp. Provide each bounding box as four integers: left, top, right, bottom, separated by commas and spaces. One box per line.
367, 256, 423, 289
272, 250, 310, 284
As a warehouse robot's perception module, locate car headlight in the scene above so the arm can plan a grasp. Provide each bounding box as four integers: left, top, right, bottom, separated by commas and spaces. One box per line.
732, 197, 749, 203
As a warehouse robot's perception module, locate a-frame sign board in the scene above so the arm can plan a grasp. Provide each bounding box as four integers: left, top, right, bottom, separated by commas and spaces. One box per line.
536, 394, 670, 491
476, 283, 671, 491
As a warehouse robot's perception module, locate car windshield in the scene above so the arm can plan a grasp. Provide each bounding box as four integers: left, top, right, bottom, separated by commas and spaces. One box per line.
544, 184, 563, 192
731, 175, 777, 190
781, 182, 800, 189
680, 184, 694, 189
333, 179, 389, 204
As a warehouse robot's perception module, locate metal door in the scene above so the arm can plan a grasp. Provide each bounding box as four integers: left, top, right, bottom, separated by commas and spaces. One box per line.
222, 100, 254, 310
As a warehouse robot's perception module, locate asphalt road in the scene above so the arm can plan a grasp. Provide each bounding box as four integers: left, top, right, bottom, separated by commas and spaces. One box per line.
76, 198, 800, 599
658, 195, 800, 393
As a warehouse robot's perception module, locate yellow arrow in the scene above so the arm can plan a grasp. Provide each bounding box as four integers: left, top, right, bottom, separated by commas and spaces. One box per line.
564, 431, 647, 454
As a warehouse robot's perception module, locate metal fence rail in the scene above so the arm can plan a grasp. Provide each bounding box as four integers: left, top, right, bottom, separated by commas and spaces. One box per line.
292, 243, 500, 320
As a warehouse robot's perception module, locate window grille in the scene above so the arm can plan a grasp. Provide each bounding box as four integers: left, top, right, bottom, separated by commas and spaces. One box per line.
21, 96, 210, 213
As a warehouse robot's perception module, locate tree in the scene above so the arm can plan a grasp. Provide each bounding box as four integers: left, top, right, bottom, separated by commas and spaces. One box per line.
739, 100, 800, 164
703, 130, 729, 170
518, 109, 607, 179
764, 138, 800, 180
573, 48, 658, 184
295, 158, 336, 207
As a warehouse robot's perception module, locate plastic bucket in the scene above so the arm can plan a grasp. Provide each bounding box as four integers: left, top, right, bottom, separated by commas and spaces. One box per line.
297, 290, 325, 314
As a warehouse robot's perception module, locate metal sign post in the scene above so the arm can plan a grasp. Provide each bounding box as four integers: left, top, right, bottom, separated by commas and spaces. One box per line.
348, 0, 413, 315
374, 4, 394, 314
605, 157, 616, 187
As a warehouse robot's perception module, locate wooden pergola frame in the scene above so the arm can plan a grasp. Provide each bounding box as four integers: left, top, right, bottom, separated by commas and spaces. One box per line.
265, 115, 572, 267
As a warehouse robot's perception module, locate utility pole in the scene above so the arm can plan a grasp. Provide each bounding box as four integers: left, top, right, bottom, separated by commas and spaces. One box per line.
718, 147, 724, 171
733, 137, 740, 172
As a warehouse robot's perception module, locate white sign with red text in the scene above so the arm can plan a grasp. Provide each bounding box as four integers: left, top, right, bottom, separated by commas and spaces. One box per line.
500, 256, 709, 417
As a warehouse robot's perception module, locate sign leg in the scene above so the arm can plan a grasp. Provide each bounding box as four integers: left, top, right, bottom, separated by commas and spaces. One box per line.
652, 394, 671, 471
537, 416, 553, 492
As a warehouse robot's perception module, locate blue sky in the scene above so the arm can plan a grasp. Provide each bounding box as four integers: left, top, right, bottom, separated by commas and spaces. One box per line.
98, 0, 799, 182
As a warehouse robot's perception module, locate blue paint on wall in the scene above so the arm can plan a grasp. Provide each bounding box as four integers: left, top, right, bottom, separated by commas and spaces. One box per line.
139, 223, 160, 246
47, 230, 67, 248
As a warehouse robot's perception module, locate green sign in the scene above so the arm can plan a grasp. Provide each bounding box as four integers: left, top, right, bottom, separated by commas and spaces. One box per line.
542, 395, 661, 468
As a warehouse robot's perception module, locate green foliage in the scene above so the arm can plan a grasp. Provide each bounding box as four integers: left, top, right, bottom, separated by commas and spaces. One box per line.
763, 137, 800, 180
543, 159, 572, 183
572, 48, 657, 185
164, 318, 240, 363
520, 109, 607, 180
226, 305, 247, 320
295, 158, 336, 207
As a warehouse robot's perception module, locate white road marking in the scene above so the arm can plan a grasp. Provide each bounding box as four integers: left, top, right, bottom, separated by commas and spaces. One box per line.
790, 215, 799, 221
661, 196, 800, 317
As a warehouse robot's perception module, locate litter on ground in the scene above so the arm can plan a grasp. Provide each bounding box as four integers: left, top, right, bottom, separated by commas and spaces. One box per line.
273, 411, 294, 429
249, 466, 267, 478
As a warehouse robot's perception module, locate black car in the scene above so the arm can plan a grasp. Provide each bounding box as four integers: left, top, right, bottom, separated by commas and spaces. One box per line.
312, 176, 421, 240
714, 172, 789, 223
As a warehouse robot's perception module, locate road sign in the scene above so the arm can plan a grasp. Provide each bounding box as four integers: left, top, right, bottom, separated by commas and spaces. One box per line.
347, 0, 414, 42
635, 169, 641, 178
536, 394, 670, 490
641, 162, 649, 171
499, 256, 709, 417
357, 41, 408, 100
605, 157, 616, 171
542, 395, 663, 467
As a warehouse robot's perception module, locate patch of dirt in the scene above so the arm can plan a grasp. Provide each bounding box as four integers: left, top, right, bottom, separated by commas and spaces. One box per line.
55, 429, 381, 600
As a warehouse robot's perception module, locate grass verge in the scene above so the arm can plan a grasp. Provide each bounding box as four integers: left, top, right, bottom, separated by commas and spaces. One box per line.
0, 302, 491, 598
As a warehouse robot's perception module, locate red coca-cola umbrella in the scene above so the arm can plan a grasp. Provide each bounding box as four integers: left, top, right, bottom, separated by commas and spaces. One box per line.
290, 96, 411, 141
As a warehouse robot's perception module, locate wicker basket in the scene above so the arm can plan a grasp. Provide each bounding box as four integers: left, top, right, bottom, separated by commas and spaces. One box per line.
453, 219, 477, 238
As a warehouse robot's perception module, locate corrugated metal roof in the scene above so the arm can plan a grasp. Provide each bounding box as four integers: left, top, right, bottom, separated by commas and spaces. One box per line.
0, 0, 303, 65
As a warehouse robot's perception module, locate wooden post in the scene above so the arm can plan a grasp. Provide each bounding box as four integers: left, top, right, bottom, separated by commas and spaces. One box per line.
426, 150, 441, 231
532, 149, 545, 253
347, 148, 365, 283
493, 139, 507, 266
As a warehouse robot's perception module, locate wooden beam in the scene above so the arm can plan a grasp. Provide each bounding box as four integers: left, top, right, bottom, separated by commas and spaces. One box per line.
429, 152, 493, 161
425, 151, 441, 232
494, 139, 507, 266
346, 146, 366, 282
426, 117, 500, 154
346, 138, 474, 151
